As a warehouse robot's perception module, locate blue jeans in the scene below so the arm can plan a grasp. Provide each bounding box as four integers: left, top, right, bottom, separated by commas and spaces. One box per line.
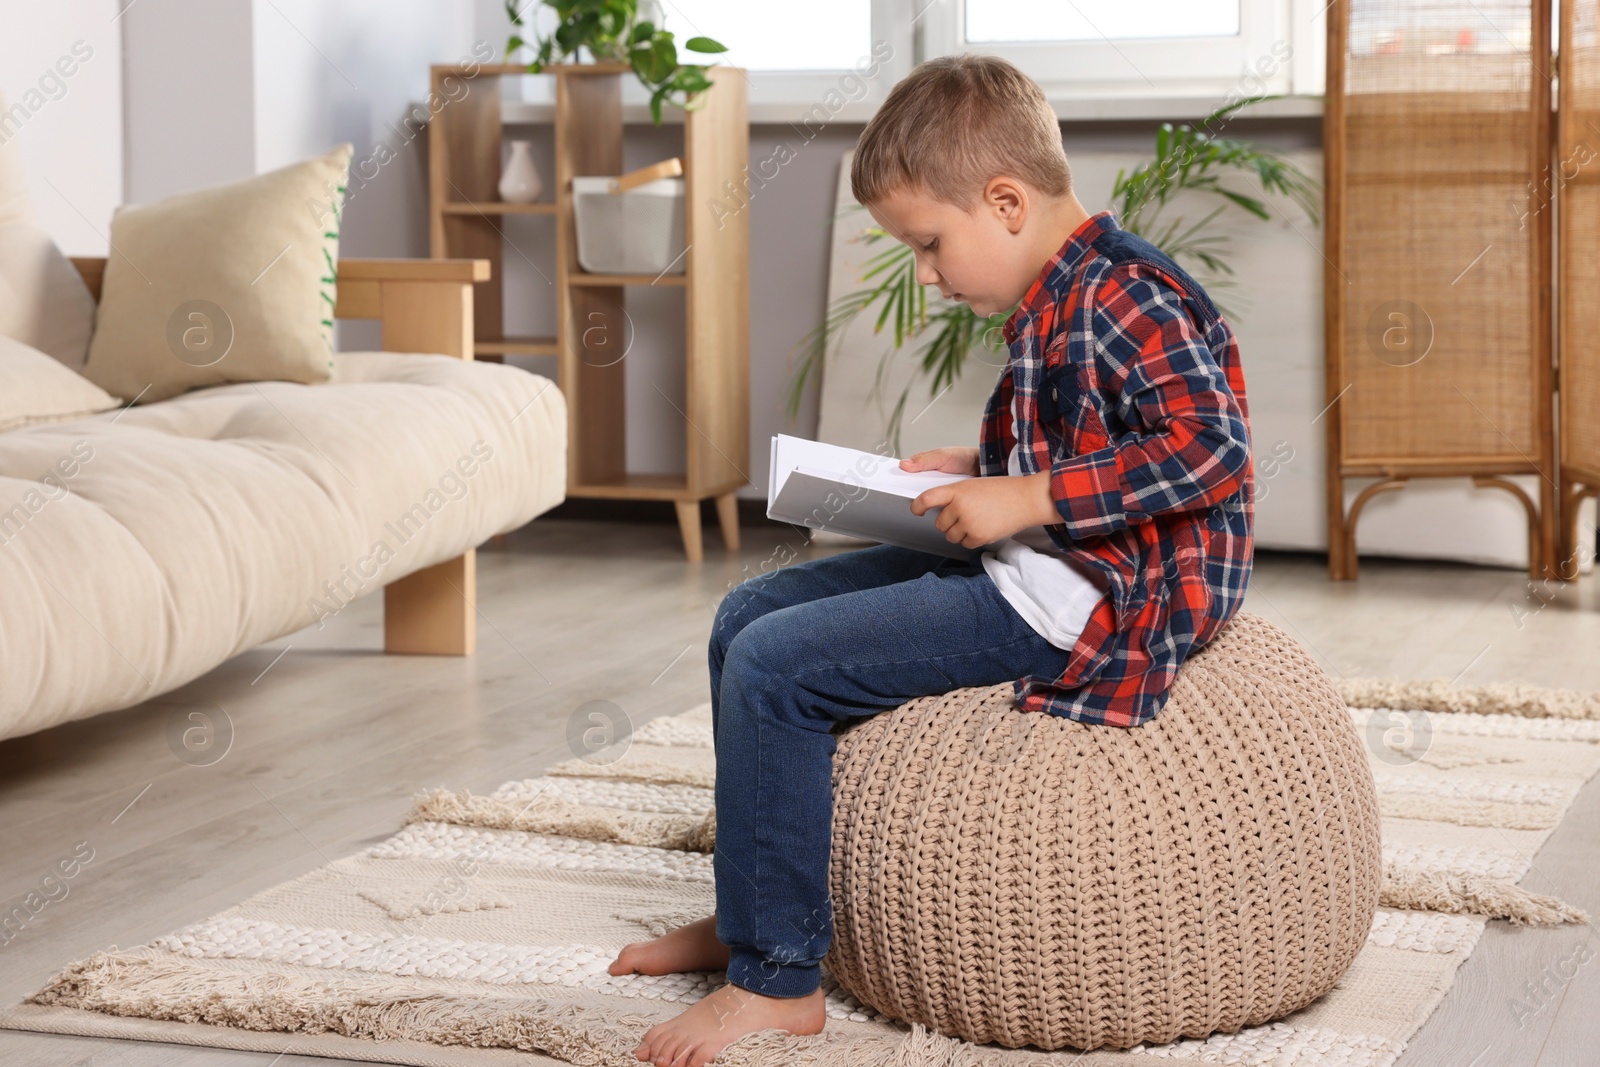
707, 543, 1076, 998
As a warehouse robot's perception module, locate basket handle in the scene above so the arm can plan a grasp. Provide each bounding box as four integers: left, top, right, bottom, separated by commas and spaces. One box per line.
609, 157, 684, 194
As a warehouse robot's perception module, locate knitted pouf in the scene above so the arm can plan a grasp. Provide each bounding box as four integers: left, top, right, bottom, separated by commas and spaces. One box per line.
822, 611, 1382, 1051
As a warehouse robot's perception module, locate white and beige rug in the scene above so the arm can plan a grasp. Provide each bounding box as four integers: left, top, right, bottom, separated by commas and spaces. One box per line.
3, 678, 1598, 1067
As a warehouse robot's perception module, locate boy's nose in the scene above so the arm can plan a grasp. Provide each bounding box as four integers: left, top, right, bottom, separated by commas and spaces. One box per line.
914, 258, 941, 287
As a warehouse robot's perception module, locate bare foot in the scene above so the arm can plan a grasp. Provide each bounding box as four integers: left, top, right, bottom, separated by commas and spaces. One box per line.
608, 913, 730, 978
631, 982, 827, 1067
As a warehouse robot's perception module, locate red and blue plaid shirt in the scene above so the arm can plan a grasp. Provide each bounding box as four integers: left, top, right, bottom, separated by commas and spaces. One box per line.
980, 209, 1254, 728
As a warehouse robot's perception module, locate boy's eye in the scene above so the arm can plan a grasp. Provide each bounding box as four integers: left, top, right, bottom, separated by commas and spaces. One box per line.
922, 239, 938, 253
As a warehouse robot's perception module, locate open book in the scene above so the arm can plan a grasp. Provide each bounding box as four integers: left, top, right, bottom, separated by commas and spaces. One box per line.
766, 434, 1001, 560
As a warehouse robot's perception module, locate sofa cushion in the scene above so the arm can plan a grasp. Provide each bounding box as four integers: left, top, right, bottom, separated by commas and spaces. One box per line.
0, 90, 97, 369
0, 336, 120, 431
0, 352, 565, 740
81, 143, 353, 403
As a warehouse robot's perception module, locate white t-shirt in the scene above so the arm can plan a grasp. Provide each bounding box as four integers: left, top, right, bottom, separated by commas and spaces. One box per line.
979, 398, 1110, 652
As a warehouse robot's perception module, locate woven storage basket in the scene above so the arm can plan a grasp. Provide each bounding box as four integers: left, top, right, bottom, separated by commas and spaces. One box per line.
822, 611, 1382, 1051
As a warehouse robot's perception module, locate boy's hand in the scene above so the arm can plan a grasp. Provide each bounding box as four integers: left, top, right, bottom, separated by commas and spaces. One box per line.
911, 470, 1058, 549
899, 446, 980, 476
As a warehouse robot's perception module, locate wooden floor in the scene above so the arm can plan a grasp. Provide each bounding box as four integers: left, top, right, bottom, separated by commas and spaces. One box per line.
1, 517, 1597, 1066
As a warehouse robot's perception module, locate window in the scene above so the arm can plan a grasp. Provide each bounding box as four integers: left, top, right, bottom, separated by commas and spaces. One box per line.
965, 1, 1241, 44
658, 0, 874, 70
647, 0, 913, 118
922, 0, 1324, 104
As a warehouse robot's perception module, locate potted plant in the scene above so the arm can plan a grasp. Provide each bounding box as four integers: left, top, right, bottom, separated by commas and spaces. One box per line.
786, 98, 1321, 451
504, 0, 728, 124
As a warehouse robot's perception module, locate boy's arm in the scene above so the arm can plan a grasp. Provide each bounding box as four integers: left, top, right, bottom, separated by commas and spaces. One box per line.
1046, 262, 1251, 540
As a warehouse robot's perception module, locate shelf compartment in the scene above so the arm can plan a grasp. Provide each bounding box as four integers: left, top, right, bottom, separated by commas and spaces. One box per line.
569, 472, 689, 500
477, 335, 558, 356
442, 201, 558, 215
568, 472, 748, 501
568, 271, 687, 287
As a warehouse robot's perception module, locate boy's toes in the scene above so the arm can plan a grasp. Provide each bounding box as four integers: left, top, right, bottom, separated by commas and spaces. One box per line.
653, 1034, 686, 1067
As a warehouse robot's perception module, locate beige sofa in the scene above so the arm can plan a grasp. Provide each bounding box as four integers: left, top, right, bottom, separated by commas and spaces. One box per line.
0, 257, 566, 741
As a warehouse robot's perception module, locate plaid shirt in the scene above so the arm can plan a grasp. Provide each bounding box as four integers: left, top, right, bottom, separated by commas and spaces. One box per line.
979, 210, 1254, 728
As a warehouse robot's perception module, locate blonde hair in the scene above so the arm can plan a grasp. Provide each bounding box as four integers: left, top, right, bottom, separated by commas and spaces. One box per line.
851, 53, 1071, 210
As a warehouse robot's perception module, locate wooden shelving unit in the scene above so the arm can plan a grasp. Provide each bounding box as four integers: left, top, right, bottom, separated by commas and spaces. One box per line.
426, 62, 749, 561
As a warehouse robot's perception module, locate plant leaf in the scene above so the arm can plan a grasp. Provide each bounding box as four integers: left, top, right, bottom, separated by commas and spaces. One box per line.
685, 36, 728, 53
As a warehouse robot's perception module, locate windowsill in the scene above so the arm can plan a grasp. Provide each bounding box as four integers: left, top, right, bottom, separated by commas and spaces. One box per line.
498, 93, 1324, 127
1045, 93, 1323, 122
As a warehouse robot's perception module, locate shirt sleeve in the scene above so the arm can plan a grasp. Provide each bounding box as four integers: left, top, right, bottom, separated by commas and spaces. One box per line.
1045, 262, 1251, 540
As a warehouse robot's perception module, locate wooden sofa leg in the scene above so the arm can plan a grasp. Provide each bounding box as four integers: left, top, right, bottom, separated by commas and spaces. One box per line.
384, 551, 476, 655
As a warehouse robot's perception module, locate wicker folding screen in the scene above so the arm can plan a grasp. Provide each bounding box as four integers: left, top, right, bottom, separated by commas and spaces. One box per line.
1324, 0, 1556, 580
1560, 2, 1600, 573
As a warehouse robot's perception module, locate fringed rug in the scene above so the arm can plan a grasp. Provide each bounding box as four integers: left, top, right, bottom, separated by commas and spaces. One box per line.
3, 678, 1599, 1067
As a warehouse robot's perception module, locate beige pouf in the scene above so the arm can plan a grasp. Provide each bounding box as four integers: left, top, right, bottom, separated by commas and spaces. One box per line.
823, 611, 1383, 1051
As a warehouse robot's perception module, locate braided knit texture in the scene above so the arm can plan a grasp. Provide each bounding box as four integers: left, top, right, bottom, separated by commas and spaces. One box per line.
821, 611, 1383, 1051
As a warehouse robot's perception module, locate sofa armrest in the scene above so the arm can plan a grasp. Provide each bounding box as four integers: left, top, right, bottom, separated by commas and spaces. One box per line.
69, 256, 491, 361
70, 257, 106, 297
336, 258, 491, 283
336, 259, 489, 361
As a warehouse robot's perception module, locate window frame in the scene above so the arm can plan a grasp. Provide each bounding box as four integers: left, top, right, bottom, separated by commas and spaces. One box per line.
917, 0, 1325, 106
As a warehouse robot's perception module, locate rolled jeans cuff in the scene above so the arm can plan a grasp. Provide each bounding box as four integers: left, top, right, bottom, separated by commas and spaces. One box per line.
724, 944, 822, 998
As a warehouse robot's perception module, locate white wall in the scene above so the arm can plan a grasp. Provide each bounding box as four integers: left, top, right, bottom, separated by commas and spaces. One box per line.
121, 0, 474, 241
9, 0, 476, 257
0, 0, 124, 255
122, 0, 255, 205
250, 0, 476, 258
118, 0, 476, 348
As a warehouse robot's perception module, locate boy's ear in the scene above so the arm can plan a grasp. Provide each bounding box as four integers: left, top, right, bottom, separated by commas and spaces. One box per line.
984, 176, 1028, 234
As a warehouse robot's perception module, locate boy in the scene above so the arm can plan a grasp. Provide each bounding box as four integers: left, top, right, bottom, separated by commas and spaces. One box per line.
611, 53, 1254, 1067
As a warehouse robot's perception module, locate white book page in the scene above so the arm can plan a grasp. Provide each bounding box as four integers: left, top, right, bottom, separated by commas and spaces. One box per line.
792, 464, 967, 500
771, 433, 972, 501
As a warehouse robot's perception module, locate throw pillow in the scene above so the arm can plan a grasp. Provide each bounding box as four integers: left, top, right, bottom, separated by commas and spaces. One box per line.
0, 335, 120, 432
0, 90, 98, 370
81, 143, 352, 402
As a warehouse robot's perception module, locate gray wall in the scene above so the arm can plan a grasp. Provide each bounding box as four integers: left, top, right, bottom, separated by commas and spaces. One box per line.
493, 121, 877, 498
456, 0, 1329, 502
497, 114, 1323, 502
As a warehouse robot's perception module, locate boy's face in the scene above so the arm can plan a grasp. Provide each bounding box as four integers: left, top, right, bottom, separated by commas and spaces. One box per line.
865, 178, 1042, 319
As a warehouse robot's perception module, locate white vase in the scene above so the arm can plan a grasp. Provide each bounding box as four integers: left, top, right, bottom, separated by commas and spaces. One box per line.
498, 140, 543, 204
